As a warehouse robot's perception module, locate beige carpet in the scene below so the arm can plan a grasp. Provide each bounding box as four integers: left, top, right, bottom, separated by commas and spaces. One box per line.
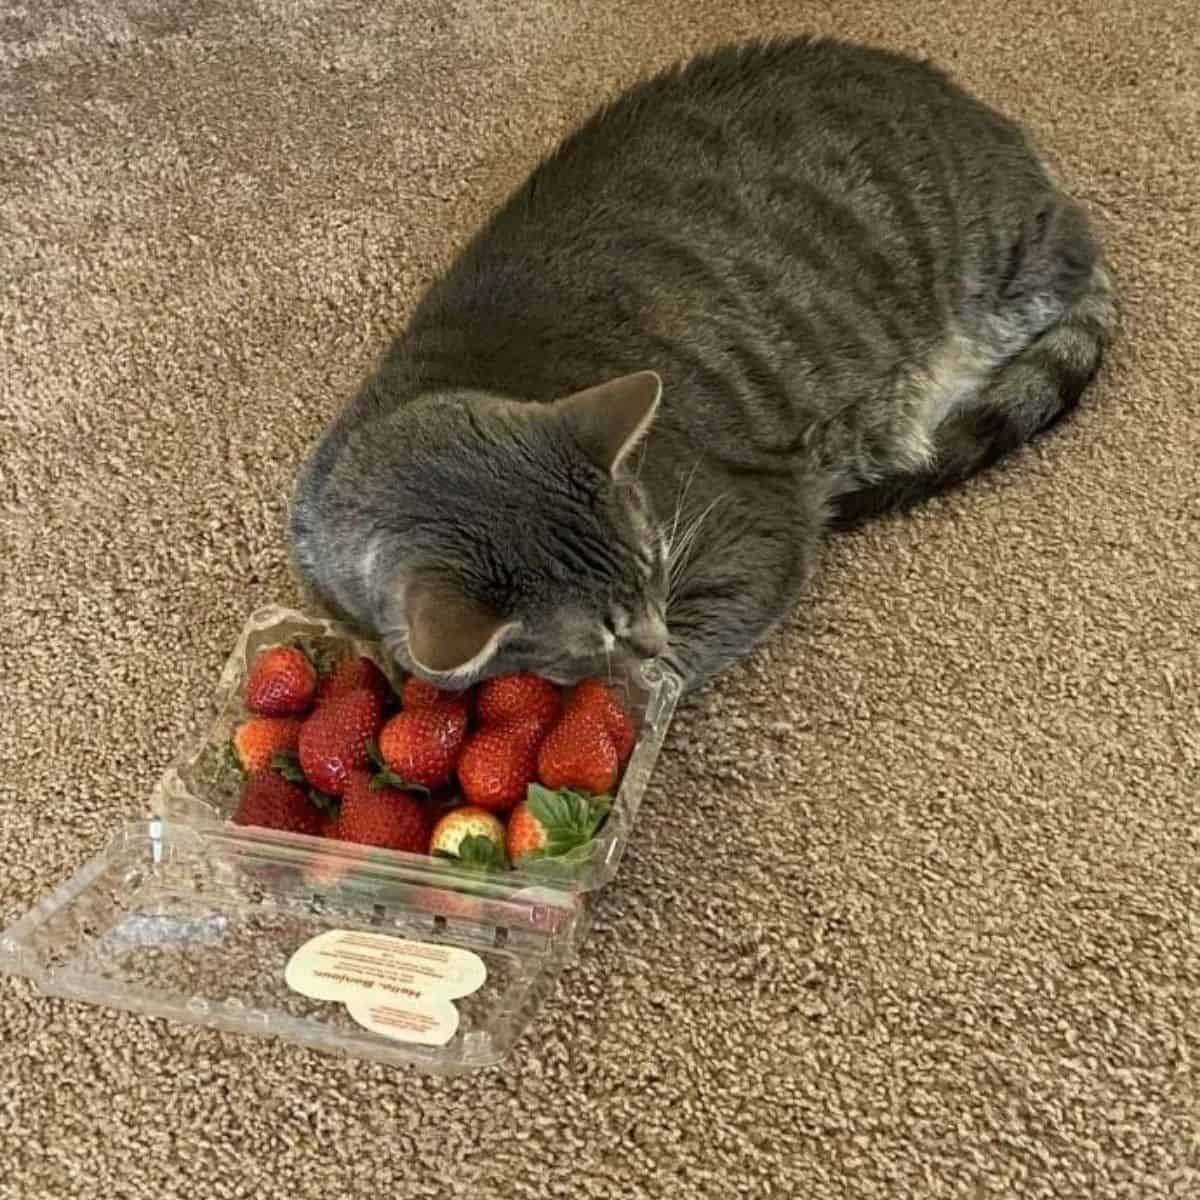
2, 1, 1197, 1196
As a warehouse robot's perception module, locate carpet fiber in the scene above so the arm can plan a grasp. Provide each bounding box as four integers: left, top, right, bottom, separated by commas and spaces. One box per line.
2, 2, 1197, 1197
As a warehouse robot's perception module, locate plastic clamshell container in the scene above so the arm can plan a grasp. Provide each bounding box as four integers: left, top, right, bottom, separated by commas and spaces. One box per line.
0, 606, 681, 1074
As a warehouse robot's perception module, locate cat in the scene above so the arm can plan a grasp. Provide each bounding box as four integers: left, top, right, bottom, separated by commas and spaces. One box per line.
288, 36, 1115, 693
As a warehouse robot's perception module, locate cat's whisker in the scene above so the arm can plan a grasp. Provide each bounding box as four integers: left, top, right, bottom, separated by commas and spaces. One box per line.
663, 460, 702, 560
668, 493, 729, 588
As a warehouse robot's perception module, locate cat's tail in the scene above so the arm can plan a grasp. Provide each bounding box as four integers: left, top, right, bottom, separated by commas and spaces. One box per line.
833, 258, 1117, 526
981, 256, 1117, 438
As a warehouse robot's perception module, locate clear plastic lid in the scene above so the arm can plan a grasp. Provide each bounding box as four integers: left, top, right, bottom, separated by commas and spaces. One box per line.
0, 606, 681, 1072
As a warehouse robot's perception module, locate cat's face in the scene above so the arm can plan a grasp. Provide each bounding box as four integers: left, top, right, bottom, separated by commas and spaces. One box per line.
381, 372, 670, 688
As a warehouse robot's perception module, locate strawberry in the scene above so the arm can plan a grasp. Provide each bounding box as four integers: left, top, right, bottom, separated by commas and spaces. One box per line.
504, 713, 554, 755
537, 709, 619, 794
337, 768, 429, 853
456, 723, 539, 812
429, 806, 507, 866
402, 675, 473, 715
402, 677, 441, 708
245, 645, 318, 716
297, 687, 386, 796
233, 771, 323, 836
568, 678, 636, 762
477, 673, 561, 732
507, 784, 612, 864
377, 705, 468, 790
317, 655, 392, 707
230, 716, 303, 773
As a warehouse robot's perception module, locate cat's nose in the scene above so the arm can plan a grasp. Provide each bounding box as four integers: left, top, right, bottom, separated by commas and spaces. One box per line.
626, 613, 669, 660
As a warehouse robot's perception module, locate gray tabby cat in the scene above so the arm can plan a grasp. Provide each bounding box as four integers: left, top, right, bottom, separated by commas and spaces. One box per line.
289, 37, 1115, 692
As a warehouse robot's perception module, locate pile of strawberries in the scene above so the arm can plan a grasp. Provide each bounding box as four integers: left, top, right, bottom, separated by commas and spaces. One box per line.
229, 642, 635, 872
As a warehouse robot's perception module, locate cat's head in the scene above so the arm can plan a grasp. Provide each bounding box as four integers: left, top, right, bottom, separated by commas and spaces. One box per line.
375, 371, 670, 688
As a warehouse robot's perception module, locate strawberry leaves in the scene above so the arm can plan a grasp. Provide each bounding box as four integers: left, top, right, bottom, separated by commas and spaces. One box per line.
225, 739, 245, 775
369, 762, 431, 798
523, 784, 611, 859
367, 736, 431, 795
432, 834, 510, 872
272, 750, 306, 783
308, 788, 340, 813
458, 834, 510, 871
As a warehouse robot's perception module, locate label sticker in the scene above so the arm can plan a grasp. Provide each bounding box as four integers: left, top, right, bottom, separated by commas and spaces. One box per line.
284, 930, 486, 1046
285, 929, 486, 1003
345, 994, 460, 1047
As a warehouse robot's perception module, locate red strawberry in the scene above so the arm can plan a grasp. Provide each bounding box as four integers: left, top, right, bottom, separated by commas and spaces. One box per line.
402, 675, 473, 716
336, 768, 429, 853
507, 784, 612, 864
537, 710, 619, 794
477, 673, 561, 732
378, 705, 468, 790
402, 677, 441, 708
233, 771, 323, 836
568, 678, 636, 762
509, 713, 553, 754
456, 724, 538, 812
297, 687, 386, 796
245, 646, 318, 716
321, 815, 344, 839
317, 655, 392, 707
230, 716, 302, 773
428, 806, 507, 864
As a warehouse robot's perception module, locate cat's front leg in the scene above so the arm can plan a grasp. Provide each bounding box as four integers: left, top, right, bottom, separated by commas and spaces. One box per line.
657, 491, 825, 691
661, 584, 794, 691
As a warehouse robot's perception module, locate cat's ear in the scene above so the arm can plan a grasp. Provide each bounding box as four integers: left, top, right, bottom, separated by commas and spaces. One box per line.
556, 370, 662, 475
403, 575, 520, 678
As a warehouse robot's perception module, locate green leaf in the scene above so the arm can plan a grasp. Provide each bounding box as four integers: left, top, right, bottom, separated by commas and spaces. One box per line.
552, 838, 604, 866
432, 839, 509, 872
524, 784, 612, 857
366, 738, 385, 768
272, 751, 306, 783
456, 834, 510, 872
309, 789, 339, 814
370, 765, 430, 797
225, 739, 245, 775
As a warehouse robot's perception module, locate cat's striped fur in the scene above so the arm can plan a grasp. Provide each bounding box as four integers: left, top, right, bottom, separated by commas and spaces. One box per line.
290, 37, 1115, 689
